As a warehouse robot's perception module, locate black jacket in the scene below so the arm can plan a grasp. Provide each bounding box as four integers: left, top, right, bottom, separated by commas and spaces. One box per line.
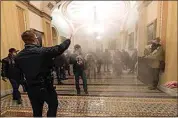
70, 53, 86, 72
54, 54, 67, 67
15, 39, 70, 85
1, 55, 20, 80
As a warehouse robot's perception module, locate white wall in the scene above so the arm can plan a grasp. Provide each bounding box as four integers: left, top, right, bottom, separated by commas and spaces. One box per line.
147, 1, 158, 24
28, 11, 43, 32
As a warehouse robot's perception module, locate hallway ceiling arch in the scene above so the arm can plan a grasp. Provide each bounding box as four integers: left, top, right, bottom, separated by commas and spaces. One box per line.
56, 1, 139, 35
62, 1, 129, 25
33, 1, 139, 38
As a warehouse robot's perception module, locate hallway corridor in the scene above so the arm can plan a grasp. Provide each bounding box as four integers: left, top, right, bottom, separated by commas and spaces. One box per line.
1, 72, 177, 117
1, 1, 177, 117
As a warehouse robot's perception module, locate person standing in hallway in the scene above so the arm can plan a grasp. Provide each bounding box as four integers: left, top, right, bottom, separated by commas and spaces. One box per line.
129, 49, 138, 73
96, 49, 103, 74
70, 44, 88, 95
15, 30, 71, 117
144, 37, 164, 90
112, 49, 122, 77
54, 54, 68, 85
1, 48, 22, 104
103, 49, 111, 72
65, 50, 71, 76
85, 53, 97, 79
121, 49, 130, 71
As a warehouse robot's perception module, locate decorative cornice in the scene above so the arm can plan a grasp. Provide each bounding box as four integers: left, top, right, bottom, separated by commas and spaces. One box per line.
41, 12, 52, 21
19, 1, 52, 21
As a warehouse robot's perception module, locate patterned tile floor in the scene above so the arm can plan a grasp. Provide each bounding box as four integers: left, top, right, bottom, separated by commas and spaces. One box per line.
1, 95, 178, 117
1, 72, 178, 117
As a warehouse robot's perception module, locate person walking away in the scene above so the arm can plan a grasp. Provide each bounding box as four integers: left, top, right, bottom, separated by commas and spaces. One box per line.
15, 30, 71, 117
1, 48, 22, 104
70, 44, 88, 95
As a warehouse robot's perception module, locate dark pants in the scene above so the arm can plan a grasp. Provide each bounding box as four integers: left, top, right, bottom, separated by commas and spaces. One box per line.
97, 62, 102, 73
151, 68, 160, 87
27, 86, 58, 117
56, 66, 66, 82
66, 65, 71, 76
74, 71, 88, 92
113, 63, 122, 76
130, 59, 137, 73
104, 61, 109, 71
9, 79, 21, 100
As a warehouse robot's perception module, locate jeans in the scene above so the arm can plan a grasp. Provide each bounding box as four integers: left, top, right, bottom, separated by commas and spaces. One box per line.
74, 71, 88, 92
9, 79, 21, 100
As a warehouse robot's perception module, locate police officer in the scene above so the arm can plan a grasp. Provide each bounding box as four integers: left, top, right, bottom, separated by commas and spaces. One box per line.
15, 30, 71, 117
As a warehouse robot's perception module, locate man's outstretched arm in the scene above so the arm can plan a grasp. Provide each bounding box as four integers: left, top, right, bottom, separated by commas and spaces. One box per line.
41, 39, 71, 57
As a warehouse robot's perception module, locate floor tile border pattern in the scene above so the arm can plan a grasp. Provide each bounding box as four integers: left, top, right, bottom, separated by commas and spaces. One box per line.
1, 95, 177, 117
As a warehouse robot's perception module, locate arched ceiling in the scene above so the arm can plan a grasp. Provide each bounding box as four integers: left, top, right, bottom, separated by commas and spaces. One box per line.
38, 1, 139, 37
55, 1, 138, 35
63, 1, 130, 24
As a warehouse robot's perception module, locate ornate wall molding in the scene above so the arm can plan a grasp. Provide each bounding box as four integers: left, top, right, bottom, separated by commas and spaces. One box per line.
20, 1, 52, 21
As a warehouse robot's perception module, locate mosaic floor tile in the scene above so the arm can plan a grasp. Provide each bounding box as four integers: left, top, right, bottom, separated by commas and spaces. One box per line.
1, 73, 177, 117
1, 95, 178, 117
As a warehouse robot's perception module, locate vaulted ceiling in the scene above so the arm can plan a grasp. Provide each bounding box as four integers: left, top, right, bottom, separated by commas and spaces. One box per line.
30, 1, 139, 37
52, 1, 139, 36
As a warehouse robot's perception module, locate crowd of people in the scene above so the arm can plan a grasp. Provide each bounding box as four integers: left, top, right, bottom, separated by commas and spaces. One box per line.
0, 29, 177, 117
51, 47, 138, 82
